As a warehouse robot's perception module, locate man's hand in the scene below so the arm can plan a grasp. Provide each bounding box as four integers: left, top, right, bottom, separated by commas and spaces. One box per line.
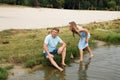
47, 53, 54, 58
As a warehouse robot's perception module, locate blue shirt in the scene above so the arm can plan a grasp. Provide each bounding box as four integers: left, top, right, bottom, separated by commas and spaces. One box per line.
43, 34, 63, 53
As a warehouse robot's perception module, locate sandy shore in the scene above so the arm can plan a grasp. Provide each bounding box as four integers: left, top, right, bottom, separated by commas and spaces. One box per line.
0, 7, 120, 31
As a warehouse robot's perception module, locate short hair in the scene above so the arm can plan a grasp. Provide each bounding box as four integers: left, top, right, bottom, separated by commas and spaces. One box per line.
52, 28, 59, 32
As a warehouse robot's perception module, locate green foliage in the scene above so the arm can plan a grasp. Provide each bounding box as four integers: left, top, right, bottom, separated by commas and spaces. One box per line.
42, 55, 61, 66
0, 64, 14, 70
85, 19, 120, 44
0, 0, 119, 10
67, 46, 79, 58
91, 30, 120, 44
24, 57, 44, 68
0, 67, 8, 80
64, 0, 119, 10
57, 0, 64, 8
108, 0, 116, 10
42, 52, 71, 67
105, 34, 120, 43
24, 60, 37, 68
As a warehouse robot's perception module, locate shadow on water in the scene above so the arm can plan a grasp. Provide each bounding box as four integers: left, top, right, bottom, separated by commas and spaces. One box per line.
8, 45, 120, 80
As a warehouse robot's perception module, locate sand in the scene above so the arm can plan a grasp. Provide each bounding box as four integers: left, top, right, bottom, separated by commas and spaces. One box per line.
0, 7, 120, 31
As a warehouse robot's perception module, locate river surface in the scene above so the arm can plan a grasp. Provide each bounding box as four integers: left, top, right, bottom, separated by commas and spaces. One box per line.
8, 45, 120, 80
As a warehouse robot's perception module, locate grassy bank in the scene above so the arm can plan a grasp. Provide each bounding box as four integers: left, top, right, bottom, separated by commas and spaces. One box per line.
0, 67, 8, 80
84, 19, 120, 44
0, 64, 13, 80
0, 27, 81, 67
0, 19, 120, 69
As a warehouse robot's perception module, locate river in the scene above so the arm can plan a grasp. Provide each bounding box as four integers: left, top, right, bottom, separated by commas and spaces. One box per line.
8, 45, 120, 80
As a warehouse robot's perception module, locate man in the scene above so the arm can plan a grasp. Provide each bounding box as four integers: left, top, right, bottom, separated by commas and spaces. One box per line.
43, 28, 66, 71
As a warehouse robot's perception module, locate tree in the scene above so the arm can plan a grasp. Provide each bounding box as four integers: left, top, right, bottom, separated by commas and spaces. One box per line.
16, 0, 24, 5
56, 0, 64, 8
64, 0, 71, 9
83, 0, 91, 9
0, 0, 4, 3
0, 0, 119, 11
97, 0, 104, 9
2, 0, 16, 4
108, 0, 116, 10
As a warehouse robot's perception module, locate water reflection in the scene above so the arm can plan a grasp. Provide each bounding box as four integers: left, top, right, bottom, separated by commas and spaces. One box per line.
44, 67, 65, 80
7, 45, 120, 80
78, 58, 91, 80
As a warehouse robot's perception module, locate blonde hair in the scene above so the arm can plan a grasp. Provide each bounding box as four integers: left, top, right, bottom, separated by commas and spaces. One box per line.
69, 21, 81, 37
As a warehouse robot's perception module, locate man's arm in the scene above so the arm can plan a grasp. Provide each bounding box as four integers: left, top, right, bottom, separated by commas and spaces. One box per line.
61, 41, 66, 49
43, 43, 54, 58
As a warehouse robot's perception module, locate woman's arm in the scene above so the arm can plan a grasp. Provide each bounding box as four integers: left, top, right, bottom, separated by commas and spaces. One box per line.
80, 28, 89, 43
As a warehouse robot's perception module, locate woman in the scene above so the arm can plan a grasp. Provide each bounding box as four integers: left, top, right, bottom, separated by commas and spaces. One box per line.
68, 21, 93, 62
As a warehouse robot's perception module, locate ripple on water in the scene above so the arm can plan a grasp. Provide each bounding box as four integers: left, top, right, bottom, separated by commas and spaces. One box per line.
8, 45, 120, 80
88, 45, 120, 80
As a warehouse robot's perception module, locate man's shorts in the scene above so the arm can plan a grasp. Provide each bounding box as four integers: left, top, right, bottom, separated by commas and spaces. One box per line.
43, 49, 58, 58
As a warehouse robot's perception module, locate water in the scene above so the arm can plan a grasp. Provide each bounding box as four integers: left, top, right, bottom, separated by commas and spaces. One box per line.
8, 45, 120, 80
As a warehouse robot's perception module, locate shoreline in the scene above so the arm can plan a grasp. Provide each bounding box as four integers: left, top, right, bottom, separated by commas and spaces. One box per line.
0, 7, 120, 31
7, 40, 106, 79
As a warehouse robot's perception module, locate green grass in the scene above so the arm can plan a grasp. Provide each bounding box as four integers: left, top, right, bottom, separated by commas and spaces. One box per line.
0, 28, 81, 68
0, 67, 8, 80
83, 19, 120, 44
0, 29, 45, 63
0, 19, 120, 68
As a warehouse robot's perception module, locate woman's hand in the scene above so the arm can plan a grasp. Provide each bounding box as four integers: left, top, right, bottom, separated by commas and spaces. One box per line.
85, 39, 88, 43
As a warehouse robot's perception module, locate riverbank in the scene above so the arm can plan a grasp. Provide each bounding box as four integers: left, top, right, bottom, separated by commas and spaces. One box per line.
0, 19, 120, 64
0, 6, 120, 31
0, 19, 120, 80
7, 45, 120, 80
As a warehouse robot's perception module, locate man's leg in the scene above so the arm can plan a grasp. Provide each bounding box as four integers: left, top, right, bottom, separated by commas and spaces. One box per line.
47, 56, 63, 71
58, 47, 66, 66
61, 47, 66, 66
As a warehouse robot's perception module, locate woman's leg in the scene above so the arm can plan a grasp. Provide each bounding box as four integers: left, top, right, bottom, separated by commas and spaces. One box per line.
79, 49, 83, 62
86, 46, 93, 58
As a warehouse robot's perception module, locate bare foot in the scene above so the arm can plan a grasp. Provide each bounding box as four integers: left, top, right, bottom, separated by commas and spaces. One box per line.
80, 59, 83, 62
90, 54, 93, 58
59, 68, 64, 72
75, 59, 82, 63
61, 63, 66, 66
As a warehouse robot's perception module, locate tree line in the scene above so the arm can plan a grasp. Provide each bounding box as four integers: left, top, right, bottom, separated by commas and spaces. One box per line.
0, 0, 120, 11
